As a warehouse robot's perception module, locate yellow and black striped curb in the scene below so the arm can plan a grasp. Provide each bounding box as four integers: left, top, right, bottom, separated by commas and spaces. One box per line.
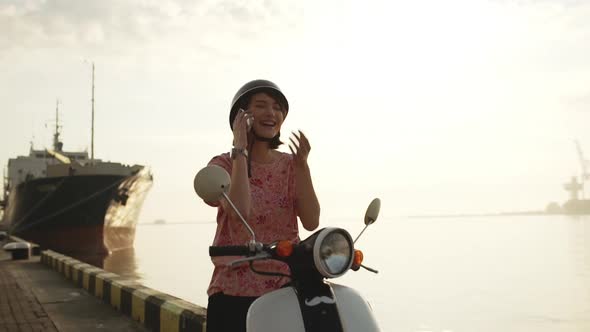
41, 250, 207, 332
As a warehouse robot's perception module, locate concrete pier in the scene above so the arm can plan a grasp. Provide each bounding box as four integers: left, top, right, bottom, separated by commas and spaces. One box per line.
41, 250, 207, 331
0, 248, 147, 331
1, 240, 207, 332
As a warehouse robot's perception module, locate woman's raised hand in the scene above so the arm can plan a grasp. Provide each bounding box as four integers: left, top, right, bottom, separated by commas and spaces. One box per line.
289, 130, 311, 167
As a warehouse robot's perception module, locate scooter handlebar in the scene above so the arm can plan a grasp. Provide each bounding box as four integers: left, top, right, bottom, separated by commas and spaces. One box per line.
209, 245, 251, 257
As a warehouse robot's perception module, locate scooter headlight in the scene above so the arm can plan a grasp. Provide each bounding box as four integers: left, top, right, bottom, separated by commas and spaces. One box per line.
313, 228, 354, 278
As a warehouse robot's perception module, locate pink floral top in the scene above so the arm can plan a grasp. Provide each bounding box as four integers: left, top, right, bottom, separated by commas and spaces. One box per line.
205, 152, 299, 297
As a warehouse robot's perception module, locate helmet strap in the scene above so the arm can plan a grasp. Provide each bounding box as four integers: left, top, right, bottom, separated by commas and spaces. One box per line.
252, 128, 277, 143
247, 130, 280, 178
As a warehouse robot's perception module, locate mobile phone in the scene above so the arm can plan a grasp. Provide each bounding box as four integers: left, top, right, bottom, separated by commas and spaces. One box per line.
240, 108, 253, 130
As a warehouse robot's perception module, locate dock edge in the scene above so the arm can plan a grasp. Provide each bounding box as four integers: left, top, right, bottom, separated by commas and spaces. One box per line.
41, 250, 207, 332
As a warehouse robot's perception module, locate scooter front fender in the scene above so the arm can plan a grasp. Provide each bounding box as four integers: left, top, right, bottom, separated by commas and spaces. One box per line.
246, 283, 380, 332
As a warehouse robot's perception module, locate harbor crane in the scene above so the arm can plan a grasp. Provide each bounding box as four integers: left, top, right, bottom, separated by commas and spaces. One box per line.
575, 140, 590, 181
570, 139, 590, 199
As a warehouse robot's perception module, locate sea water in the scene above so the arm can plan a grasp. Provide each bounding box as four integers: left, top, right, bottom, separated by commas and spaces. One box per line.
101, 216, 590, 332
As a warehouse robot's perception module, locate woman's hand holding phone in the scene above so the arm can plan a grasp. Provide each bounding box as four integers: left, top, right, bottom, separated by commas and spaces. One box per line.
232, 108, 254, 149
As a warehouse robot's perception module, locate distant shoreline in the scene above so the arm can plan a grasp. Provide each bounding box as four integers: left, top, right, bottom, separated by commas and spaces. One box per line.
407, 211, 557, 218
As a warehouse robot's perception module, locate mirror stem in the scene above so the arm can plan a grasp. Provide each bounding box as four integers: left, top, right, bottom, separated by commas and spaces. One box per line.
353, 221, 372, 244
222, 192, 256, 242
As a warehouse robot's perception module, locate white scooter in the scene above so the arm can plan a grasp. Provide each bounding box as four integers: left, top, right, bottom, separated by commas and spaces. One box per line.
194, 165, 381, 332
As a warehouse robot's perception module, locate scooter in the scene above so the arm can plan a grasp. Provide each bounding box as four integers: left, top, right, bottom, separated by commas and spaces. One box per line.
194, 165, 381, 332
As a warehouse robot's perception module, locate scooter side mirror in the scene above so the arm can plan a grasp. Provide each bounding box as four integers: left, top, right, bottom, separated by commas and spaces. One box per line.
194, 165, 231, 203
194, 165, 257, 243
354, 198, 381, 245
364, 198, 381, 226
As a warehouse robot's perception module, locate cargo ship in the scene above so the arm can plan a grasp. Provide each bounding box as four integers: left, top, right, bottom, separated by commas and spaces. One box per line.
0, 66, 152, 255
0, 104, 152, 254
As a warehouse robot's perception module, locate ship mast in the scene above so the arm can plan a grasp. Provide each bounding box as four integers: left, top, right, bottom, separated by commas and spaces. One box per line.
564, 176, 583, 201
53, 99, 63, 152
91, 62, 95, 164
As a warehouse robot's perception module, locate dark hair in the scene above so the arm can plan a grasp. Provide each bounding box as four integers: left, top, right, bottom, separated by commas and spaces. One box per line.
237, 90, 287, 150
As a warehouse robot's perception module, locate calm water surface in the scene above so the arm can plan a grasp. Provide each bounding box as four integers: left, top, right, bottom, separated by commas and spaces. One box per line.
100, 216, 590, 332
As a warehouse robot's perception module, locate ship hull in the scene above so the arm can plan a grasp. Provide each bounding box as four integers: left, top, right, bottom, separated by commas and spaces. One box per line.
1, 170, 152, 255
562, 199, 590, 215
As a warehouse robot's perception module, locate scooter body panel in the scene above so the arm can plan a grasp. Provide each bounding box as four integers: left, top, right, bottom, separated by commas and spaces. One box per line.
332, 283, 380, 331
246, 283, 380, 332
247, 287, 306, 332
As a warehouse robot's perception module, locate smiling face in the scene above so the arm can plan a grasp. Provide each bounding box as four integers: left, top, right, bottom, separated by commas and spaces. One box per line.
248, 92, 286, 139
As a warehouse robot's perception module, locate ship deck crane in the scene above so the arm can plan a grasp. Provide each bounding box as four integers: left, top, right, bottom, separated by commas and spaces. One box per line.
575, 140, 590, 179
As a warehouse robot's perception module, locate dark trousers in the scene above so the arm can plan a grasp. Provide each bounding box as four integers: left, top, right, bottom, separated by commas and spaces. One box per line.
206, 293, 258, 332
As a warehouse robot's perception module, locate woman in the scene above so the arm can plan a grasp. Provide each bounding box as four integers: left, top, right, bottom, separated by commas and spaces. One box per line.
203, 79, 320, 332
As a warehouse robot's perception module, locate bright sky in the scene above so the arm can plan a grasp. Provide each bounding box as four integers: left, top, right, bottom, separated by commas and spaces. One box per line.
1, 0, 590, 224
